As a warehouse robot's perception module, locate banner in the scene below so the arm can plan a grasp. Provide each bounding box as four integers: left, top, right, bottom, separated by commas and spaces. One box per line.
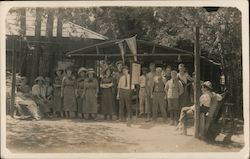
125, 36, 137, 61
131, 62, 141, 85
117, 41, 125, 64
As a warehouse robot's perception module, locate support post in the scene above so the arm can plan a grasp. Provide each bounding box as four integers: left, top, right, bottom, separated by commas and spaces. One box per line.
10, 36, 17, 117
194, 26, 201, 138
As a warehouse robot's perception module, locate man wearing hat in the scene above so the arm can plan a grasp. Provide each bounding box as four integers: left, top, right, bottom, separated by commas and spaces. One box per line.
176, 81, 222, 136
117, 65, 134, 121
139, 67, 148, 118
113, 60, 123, 120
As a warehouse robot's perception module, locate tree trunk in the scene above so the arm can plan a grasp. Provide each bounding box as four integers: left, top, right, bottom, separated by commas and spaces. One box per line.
39, 9, 54, 77
19, 8, 26, 75
30, 8, 42, 85
56, 8, 63, 61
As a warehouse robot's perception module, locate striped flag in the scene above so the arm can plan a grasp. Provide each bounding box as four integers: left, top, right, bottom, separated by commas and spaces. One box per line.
125, 35, 137, 61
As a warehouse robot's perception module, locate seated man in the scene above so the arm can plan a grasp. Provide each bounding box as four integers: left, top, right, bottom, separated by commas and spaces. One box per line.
15, 77, 41, 120
176, 81, 222, 136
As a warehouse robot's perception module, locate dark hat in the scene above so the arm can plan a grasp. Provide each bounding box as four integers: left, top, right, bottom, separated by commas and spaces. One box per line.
34, 76, 45, 83
122, 65, 129, 70
115, 60, 123, 66
202, 81, 213, 90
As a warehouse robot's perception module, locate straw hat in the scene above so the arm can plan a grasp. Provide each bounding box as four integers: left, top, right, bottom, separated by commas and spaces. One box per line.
202, 81, 213, 90
87, 68, 96, 74
78, 67, 87, 75
122, 65, 129, 70
34, 76, 45, 83
156, 67, 162, 72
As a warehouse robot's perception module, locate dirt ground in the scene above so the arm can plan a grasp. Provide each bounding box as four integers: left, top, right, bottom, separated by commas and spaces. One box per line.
6, 115, 244, 153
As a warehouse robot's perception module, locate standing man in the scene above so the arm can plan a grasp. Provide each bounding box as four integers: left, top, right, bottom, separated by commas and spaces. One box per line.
113, 61, 123, 120
151, 67, 167, 122
139, 67, 148, 117
145, 63, 156, 121
164, 65, 172, 81
165, 70, 184, 125
117, 65, 134, 122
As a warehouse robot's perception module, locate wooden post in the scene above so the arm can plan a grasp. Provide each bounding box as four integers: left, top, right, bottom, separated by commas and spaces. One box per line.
194, 26, 201, 138
10, 36, 17, 117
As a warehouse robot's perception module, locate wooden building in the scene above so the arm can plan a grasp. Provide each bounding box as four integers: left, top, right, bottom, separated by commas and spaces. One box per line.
66, 39, 222, 91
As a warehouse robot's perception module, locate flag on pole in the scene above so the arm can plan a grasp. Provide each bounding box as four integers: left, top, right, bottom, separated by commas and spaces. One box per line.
117, 41, 125, 64
125, 35, 137, 61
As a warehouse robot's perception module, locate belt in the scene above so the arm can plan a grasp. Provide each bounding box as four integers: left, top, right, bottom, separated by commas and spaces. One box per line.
140, 87, 145, 88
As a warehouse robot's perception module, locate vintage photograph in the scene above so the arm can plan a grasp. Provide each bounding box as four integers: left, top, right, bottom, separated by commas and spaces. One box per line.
1, 1, 249, 158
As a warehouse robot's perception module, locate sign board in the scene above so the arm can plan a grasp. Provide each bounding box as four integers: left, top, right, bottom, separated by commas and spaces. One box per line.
131, 62, 141, 85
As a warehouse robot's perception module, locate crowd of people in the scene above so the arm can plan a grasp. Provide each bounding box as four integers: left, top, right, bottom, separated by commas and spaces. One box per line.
13, 61, 223, 137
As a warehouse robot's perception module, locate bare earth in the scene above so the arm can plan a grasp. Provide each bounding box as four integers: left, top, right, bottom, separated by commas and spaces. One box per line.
6, 116, 244, 153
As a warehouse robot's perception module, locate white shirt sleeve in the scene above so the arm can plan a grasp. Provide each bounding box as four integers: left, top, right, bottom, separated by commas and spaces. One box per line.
200, 94, 211, 107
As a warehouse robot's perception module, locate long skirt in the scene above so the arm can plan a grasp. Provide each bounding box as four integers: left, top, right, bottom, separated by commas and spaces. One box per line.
101, 88, 114, 115
63, 86, 77, 112
83, 89, 97, 114
53, 88, 62, 112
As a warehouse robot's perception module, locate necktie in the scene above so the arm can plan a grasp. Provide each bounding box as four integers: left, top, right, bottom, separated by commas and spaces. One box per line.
125, 75, 127, 87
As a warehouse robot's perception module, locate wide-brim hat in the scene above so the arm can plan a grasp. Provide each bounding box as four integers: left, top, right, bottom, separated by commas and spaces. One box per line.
35, 76, 45, 83
78, 67, 87, 75
202, 81, 213, 90
115, 60, 123, 66
87, 68, 96, 74
156, 67, 162, 72
122, 65, 129, 70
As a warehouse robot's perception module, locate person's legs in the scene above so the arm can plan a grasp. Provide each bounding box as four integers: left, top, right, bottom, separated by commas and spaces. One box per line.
124, 90, 132, 120
119, 90, 125, 121
152, 94, 158, 121
159, 93, 167, 121
145, 94, 151, 121
139, 88, 145, 116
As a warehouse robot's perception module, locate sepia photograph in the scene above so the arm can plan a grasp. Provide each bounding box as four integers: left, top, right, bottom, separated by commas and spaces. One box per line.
0, 1, 249, 159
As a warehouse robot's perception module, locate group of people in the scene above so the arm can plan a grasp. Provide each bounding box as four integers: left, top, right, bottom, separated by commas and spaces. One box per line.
13, 61, 222, 138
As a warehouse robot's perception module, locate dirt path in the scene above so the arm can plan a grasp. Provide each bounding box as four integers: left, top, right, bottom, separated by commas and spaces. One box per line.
6, 116, 244, 153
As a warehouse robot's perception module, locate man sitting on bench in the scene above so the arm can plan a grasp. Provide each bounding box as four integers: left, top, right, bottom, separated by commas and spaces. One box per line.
176, 81, 222, 136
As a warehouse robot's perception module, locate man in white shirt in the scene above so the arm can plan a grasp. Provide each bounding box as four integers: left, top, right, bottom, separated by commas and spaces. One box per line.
139, 67, 148, 117
117, 65, 134, 121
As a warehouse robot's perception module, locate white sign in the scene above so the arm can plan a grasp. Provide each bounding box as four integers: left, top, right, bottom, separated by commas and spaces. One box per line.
132, 63, 141, 85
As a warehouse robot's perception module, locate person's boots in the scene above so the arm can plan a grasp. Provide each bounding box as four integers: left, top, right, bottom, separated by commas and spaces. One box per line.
67, 111, 70, 118
81, 113, 85, 119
